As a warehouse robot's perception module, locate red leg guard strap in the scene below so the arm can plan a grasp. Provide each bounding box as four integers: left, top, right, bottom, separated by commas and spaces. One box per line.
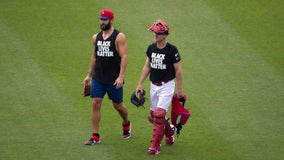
148, 111, 154, 123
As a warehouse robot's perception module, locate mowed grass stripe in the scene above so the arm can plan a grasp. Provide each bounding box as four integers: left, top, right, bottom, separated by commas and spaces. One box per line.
187, 1, 284, 160
0, 20, 89, 160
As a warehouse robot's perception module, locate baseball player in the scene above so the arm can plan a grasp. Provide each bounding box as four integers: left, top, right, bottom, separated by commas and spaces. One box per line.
82, 9, 131, 145
136, 20, 183, 155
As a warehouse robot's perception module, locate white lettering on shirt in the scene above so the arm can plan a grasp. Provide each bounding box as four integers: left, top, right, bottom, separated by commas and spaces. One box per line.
97, 40, 114, 57
150, 52, 166, 70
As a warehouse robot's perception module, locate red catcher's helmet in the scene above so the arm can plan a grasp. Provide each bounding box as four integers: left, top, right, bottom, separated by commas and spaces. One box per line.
148, 20, 169, 35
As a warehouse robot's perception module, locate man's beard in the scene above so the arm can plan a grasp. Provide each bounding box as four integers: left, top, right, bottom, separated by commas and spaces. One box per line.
100, 22, 111, 31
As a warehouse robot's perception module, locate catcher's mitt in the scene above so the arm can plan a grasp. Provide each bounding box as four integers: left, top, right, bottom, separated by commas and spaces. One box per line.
82, 81, 91, 97
130, 89, 146, 107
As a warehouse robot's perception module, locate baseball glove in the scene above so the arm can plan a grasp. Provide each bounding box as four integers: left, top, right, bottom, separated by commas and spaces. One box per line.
130, 89, 146, 107
82, 81, 91, 97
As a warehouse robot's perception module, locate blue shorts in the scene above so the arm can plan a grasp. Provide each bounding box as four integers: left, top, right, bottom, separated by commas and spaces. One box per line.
90, 79, 123, 103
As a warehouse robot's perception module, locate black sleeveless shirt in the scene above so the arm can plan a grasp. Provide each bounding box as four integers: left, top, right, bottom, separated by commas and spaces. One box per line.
92, 29, 121, 84
146, 42, 181, 83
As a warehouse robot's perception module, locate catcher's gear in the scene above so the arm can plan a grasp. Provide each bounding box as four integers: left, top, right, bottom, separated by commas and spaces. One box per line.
148, 19, 169, 35
150, 108, 166, 151
171, 94, 191, 135
130, 89, 146, 107
82, 81, 91, 97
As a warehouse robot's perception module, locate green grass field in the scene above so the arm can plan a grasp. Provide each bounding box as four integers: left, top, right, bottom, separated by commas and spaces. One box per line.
1, 0, 283, 159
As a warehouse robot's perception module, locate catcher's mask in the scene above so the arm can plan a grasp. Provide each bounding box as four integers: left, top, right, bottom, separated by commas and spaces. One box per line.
130, 89, 146, 107
148, 19, 169, 35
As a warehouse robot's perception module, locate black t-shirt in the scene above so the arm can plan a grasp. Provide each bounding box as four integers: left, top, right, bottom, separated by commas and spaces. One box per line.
92, 29, 121, 84
146, 42, 181, 83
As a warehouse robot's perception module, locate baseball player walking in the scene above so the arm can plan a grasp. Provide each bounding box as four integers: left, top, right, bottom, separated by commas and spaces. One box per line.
136, 20, 183, 155
82, 9, 131, 145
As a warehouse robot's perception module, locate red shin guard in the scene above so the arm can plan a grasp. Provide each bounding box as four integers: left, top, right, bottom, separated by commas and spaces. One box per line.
151, 108, 166, 150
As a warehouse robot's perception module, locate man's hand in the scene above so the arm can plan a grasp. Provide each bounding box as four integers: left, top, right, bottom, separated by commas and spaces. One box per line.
176, 87, 183, 98
82, 75, 91, 85
114, 77, 124, 88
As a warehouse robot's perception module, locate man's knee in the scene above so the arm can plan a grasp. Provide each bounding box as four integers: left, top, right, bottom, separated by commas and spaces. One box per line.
92, 98, 102, 109
153, 108, 166, 124
113, 102, 127, 113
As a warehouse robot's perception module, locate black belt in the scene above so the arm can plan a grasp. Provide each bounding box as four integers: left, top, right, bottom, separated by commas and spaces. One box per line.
152, 81, 169, 86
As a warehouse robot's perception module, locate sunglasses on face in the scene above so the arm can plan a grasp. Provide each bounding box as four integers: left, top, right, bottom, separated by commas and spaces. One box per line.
155, 32, 165, 35
100, 18, 109, 21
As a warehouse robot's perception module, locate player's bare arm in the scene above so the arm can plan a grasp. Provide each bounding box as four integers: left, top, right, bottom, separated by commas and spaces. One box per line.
136, 57, 150, 92
174, 61, 183, 97
114, 32, 128, 88
83, 34, 97, 84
